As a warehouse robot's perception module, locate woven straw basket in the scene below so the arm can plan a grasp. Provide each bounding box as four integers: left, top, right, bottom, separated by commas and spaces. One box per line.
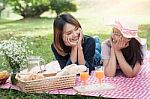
15, 74, 76, 93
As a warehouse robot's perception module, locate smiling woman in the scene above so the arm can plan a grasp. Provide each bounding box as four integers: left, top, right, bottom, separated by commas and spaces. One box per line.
51, 13, 96, 73
102, 17, 147, 78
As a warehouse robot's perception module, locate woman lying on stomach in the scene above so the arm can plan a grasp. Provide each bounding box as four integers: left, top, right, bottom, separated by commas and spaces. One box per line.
102, 17, 147, 78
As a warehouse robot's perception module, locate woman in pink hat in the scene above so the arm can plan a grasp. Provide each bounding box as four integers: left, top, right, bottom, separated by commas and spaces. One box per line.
102, 17, 147, 77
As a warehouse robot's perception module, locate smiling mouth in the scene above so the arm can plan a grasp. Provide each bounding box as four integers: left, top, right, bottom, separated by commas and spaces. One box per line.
72, 39, 78, 42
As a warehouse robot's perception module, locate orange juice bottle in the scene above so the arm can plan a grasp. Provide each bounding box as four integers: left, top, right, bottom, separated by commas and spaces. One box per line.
80, 72, 89, 85
95, 71, 104, 84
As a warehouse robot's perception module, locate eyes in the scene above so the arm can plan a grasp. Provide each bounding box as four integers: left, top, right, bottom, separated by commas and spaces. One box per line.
66, 27, 79, 35
112, 28, 130, 41
112, 32, 131, 41
113, 32, 122, 37
112, 28, 122, 37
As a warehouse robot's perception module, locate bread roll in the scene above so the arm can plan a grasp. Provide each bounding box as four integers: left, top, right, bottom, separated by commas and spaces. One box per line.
19, 73, 45, 81
68, 65, 87, 74
56, 70, 69, 76
56, 64, 87, 76
0, 71, 10, 79
42, 71, 57, 77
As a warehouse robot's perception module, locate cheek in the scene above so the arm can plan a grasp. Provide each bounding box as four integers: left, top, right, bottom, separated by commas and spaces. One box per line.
126, 41, 130, 45
68, 35, 73, 40
71, 33, 80, 39
77, 33, 80, 38
62, 35, 70, 43
66, 35, 74, 42
124, 38, 130, 42
111, 35, 116, 40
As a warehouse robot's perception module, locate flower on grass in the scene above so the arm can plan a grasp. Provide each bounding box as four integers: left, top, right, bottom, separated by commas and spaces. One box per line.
0, 37, 33, 70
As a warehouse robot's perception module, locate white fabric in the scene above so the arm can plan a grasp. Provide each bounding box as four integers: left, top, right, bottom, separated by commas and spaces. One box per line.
56, 64, 87, 76
20, 61, 61, 74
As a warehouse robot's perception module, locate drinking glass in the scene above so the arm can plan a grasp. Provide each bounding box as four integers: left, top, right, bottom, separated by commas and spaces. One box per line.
80, 72, 89, 87
95, 66, 104, 85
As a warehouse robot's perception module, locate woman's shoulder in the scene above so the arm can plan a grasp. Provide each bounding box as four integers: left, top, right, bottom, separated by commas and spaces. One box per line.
84, 35, 95, 43
102, 39, 111, 47
51, 43, 57, 52
84, 35, 94, 40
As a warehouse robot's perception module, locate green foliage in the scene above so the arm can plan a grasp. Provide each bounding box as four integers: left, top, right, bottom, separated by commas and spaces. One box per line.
0, 0, 8, 18
0, 0, 4, 13
50, 0, 77, 16
8, 0, 50, 18
139, 24, 150, 49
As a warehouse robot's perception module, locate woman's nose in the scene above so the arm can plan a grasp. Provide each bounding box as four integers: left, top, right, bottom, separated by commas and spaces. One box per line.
72, 31, 78, 37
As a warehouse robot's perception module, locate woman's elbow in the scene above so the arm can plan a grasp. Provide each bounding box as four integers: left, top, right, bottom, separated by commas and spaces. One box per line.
104, 72, 115, 77
125, 73, 137, 78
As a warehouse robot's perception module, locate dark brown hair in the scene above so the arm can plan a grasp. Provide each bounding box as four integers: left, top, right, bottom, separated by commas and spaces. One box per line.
121, 38, 143, 68
53, 13, 81, 56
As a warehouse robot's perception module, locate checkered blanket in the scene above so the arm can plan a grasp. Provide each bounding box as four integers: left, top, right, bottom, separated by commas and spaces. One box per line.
1, 51, 150, 98
49, 51, 150, 98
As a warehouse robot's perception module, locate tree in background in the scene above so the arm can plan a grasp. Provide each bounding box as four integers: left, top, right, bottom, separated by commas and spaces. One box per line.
8, 0, 50, 18
50, 0, 77, 16
0, 0, 8, 18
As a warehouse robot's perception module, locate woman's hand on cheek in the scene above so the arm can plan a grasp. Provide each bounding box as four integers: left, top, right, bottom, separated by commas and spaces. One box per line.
113, 37, 123, 51
114, 37, 129, 51
64, 35, 77, 47
63, 35, 70, 46
67, 37, 78, 47
123, 38, 129, 48
77, 28, 83, 46
120, 37, 129, 48
111, 37, 117, 46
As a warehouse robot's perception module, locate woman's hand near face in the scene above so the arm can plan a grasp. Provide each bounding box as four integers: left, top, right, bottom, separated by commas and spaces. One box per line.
110, 37, 116, 47
64, 35, 77, 47
113, 37, 129, 51
76, 28, 85, 65
77, 28, 83, 47
103, 38, 117, 77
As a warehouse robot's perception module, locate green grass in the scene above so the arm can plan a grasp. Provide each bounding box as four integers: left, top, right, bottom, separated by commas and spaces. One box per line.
0, 89, 104, 99
0, 18, 53, 38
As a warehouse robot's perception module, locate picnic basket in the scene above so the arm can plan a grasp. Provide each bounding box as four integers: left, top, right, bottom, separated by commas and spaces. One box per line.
15, 74, 76, 93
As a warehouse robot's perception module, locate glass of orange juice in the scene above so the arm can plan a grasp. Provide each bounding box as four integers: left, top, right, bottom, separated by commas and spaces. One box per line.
80, 72, 89, 87
95, 66, 104, 85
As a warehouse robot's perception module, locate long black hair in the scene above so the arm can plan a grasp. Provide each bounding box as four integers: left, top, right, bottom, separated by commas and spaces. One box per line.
121, 38, 143, 68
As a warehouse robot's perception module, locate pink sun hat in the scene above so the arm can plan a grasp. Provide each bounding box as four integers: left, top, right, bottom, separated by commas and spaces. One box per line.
107, 17, 147, 45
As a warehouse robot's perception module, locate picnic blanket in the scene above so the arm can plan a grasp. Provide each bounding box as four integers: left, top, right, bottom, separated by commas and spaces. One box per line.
1, 51, 150, 98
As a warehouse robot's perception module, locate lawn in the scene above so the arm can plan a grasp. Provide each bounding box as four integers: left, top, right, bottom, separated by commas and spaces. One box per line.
0, 89, 102, 99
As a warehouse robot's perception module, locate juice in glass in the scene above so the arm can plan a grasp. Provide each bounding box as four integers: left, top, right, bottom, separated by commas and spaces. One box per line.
80, 72, 89, 86
95, 71, 104, 84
